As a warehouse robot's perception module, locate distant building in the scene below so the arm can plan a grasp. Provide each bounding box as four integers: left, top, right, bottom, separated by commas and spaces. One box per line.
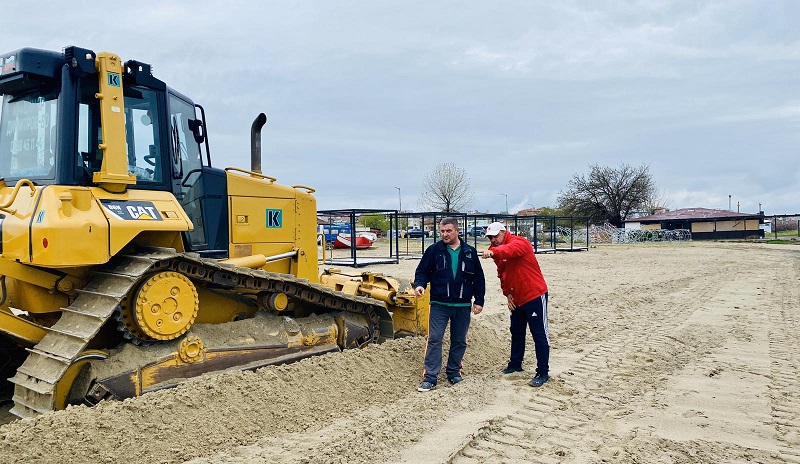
624, 207, 764, 240
626, 211, 650, 220
517, 207, 544, 216
626, 207, 669, 220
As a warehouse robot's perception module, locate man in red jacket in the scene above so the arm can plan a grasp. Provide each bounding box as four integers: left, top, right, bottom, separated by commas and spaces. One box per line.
481, 222, 550, 387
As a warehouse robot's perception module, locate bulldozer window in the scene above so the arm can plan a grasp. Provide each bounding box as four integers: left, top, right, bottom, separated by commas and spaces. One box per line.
169, 94, 206, 249
124, 89, 163, 183
76, 84, 163, 184
168, 95, 202, 178
0, 91, 57, 180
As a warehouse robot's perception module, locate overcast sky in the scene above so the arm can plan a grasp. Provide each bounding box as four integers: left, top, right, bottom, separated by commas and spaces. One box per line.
3, 1, 798, 215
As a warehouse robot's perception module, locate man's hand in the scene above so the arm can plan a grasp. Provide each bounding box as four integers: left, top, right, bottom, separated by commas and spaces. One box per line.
472, 304, 483, 315
415, 286, 425, 297
481, 250, 494, 259
506, 294, 516, 311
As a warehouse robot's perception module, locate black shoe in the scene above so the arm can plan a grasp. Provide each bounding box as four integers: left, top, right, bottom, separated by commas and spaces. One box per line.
502, 366, 523, 375
448, 376, 464, 385
529, 374, 549, 387
417, 381, 436, 392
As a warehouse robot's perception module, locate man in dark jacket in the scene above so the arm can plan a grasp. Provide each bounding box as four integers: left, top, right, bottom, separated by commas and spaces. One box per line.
414, 217, 485, 392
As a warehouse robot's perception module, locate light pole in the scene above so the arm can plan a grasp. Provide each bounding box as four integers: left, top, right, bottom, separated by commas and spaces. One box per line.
728, 194, 731, 211
394, 186, 402, 212
500, 193, 508, 213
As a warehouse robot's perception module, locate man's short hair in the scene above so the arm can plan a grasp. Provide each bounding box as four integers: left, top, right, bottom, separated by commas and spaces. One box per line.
439, 217, 459, 230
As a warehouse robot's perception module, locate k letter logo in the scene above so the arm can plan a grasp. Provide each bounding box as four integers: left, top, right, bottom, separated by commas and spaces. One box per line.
266, 209, 282, 228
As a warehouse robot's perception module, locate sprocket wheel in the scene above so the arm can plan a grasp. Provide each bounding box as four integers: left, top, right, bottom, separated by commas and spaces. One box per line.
120, 271, 199, 342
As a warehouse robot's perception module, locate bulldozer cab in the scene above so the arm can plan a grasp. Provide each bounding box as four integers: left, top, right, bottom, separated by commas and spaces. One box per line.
166, 93, 230, 254
0, 47, 225, 254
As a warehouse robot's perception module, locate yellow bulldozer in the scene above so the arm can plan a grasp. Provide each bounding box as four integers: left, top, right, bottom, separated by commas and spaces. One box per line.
0, 46, 429, 419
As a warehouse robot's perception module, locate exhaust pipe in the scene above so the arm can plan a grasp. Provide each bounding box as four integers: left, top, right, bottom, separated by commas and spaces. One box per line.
250, 113, 267, 173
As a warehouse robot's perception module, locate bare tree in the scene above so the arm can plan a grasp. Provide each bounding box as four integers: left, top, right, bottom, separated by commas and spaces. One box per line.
557, 163, 657, 227
419, 162, 473, 213
642, 188, 672, 215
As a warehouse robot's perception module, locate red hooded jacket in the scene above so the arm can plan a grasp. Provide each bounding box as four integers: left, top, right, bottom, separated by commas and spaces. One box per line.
489, 232, 548, 305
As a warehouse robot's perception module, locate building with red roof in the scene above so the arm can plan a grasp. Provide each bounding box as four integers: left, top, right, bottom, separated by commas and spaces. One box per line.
624, 207, 765, 240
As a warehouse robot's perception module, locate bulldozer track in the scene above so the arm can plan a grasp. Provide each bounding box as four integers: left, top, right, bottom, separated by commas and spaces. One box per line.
9, 247, 387, 419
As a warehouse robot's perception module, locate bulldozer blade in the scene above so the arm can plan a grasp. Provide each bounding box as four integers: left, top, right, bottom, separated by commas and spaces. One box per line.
84, 343, 340, 404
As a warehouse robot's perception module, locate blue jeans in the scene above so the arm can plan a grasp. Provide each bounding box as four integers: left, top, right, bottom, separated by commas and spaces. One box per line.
508, 293, 549, 376
422, 303, 471, 384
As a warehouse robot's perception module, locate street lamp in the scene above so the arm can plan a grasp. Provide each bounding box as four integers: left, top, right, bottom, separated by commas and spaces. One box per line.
394, 186, 402, 212
499, 193, 508, 213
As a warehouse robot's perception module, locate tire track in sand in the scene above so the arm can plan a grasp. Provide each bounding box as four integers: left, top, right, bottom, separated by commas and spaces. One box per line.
768, 255, 800, 463
448, 261, 753, 463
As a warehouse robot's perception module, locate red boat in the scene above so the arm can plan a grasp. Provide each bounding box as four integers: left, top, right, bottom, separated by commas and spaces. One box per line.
333, 234, 373, 249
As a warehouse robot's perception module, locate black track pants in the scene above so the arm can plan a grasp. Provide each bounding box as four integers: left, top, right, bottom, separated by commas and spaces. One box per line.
508, 293, 549, 376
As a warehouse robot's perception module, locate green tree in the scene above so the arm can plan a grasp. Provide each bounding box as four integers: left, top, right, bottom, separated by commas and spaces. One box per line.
557, 163, 657, 227
537, 206, 563, 217
359, 213, 389, 231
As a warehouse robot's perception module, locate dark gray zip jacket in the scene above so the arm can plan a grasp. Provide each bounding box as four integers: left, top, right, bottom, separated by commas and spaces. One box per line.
414, 239, 485, 307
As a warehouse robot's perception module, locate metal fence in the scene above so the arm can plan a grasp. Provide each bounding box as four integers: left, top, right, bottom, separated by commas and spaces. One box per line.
764, 214, 800, 240
589, 223, 692, 243
317, 210, 591, 265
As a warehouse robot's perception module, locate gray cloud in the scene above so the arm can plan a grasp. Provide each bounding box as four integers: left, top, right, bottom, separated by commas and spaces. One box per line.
2, 0, 798, 215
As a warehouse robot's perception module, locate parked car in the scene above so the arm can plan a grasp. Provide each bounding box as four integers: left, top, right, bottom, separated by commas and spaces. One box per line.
466, 226, 487, 237
406, 228, 430, 238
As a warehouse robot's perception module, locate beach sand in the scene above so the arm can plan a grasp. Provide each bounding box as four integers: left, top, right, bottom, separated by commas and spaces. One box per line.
0, 241, 797, 463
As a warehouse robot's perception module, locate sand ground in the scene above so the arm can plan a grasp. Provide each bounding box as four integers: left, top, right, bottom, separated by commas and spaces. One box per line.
0, 240, 798, 463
